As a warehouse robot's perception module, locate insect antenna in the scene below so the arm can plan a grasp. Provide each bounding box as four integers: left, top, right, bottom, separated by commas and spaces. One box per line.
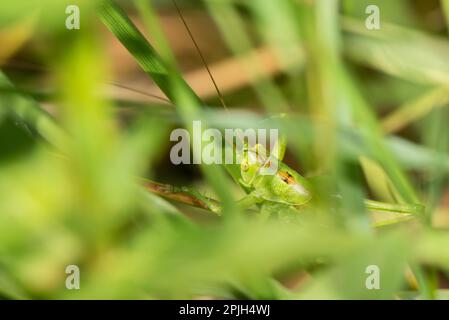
108, 81, 173, 104
3, 60, 173, 104
170, 0, 255, 156
171, 0, 228, 112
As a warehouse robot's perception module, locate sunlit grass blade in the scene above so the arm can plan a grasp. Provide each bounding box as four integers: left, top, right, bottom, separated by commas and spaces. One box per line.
98, 0, 238, 214
343, 17, 449, 86
0, 71, 67, 149
382, 86, 449, 134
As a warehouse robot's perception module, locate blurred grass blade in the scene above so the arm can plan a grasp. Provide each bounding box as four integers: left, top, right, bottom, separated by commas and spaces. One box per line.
0, 71, 67, 150
98, 0, 179, 101
205, 0, 291, 113
341, 70, 419, 204
360, 156, 405, 204
441, 0, 449, 33
0, 269, 28, 299
98, 0, 238, 213
382, 86, 449, 133
388, 136, 449, 173
343, 17, 449, 86
134, 0, 177, 67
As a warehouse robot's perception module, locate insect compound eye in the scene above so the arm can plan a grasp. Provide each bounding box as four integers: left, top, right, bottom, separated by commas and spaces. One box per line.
241, 160, 249, 172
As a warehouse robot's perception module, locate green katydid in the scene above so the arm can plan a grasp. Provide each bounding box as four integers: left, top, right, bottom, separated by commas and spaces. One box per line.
234, 139, 312, 210
222, 133, 422, 222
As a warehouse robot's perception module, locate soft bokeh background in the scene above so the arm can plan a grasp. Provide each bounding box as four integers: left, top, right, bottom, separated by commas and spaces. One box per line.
0, 0, 449, 299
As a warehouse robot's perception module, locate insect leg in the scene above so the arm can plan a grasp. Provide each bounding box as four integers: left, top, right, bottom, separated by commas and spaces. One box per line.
237, 193, 263, 209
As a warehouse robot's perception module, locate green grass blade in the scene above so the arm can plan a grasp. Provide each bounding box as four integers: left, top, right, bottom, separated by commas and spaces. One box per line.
98, 0, 238, 213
